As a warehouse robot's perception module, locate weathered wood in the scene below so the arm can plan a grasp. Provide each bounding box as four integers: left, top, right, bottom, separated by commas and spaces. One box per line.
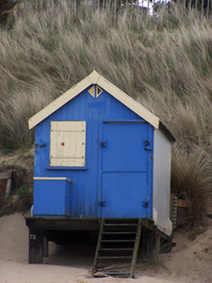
0, 172, 12, 180
92, 218, 105, 276
5, 178, 12, 198
25, 217, 154, 231
92, 218, 145, 278
130, 218, 142, 278
151, 225, 158, 257
43, 235, 48, 257
141, 229, 151, 260
11, 0, 212, 19
29, 229, 43, 264
25, 217, 101, 230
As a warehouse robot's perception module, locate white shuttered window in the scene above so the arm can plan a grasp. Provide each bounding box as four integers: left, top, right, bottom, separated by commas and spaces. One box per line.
50, 121, 86, 167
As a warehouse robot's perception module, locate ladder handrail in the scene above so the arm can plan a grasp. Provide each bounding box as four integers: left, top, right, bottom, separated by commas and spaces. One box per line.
91, 218, 105, 276
130, 218, 142, 278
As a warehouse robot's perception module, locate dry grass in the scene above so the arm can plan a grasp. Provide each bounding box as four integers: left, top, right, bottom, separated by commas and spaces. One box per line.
172, 146, 212, 234
0, 5, 212, 231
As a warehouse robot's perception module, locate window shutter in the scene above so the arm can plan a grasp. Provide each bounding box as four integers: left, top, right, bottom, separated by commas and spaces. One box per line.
50, 121, 86, 167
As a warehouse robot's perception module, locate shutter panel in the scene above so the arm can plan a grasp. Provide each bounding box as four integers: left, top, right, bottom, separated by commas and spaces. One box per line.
50, 121, 86, 167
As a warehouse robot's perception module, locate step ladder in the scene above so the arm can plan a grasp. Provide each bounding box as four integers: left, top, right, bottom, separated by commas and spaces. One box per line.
91, 218, 142, 278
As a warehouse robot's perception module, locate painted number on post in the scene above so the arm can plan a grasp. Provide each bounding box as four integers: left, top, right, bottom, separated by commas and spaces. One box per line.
30, 234, 36, 240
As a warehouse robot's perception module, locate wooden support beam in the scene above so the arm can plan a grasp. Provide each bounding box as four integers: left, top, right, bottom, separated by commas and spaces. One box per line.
0, 171, 12, 180
25, 217, 100, 231
43, 235, 48, 258
29, 229, 44, 263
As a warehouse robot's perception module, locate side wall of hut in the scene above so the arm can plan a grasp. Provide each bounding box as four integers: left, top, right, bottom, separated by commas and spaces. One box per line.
153, 129, 172, 236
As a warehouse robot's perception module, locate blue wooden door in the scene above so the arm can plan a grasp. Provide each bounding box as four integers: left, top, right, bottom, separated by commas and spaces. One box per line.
101, 122, 150, 218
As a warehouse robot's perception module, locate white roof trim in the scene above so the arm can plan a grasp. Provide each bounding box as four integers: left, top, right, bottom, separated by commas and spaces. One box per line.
29, 70, 160, 130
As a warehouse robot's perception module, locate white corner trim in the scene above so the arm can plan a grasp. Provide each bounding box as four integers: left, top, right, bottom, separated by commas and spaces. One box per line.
166, 218, 173, 236
34, 177, 72, 183
153, 207, 158, 224
88, 70, 101, 84
157, 218, 173, 237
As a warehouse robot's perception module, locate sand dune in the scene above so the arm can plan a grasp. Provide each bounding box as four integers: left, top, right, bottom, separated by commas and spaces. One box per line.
0, 213, 211, 283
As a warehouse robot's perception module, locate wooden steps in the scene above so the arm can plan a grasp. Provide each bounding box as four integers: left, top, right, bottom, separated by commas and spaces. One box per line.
91, 218, 142, 278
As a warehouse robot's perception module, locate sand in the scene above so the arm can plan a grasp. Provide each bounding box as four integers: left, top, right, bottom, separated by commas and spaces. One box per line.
0, 213, 212, 283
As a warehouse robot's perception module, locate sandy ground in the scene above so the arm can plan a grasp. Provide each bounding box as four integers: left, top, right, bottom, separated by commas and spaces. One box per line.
0, 213, 212, 283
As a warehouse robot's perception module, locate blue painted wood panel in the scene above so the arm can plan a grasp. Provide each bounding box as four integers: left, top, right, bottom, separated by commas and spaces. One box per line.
33, 179, 71, 216
102, 123, 148, 172
101, 123, 149, 218
33, 86, 154, 218
102, 173, 147, 218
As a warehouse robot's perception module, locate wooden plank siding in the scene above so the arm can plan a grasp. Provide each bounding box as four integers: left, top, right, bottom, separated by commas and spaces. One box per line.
33, 87, 149, 218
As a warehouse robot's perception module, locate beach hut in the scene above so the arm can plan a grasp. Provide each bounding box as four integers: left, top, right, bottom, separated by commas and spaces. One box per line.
26, 71, 175, 277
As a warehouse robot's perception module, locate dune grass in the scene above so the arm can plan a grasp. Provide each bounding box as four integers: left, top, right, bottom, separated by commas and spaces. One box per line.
0, 5, 212, 232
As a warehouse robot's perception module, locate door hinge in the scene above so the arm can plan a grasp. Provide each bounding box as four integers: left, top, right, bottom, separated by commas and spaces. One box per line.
100, 141, 107, 148
35, 142, 46, 152
99, 200, 106, 207
143, 140, 152, 151
143, 198, 149, 208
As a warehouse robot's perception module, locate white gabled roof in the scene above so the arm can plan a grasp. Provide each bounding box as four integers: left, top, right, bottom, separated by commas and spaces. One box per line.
29, 70, 160, 130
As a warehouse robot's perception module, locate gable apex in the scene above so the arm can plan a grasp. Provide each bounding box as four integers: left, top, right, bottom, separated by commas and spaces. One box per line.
29, 71, 160, 130
88, 70, 101, 84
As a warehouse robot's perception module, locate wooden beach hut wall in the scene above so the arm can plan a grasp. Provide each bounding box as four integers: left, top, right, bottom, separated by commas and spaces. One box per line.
28, 70, 175, 237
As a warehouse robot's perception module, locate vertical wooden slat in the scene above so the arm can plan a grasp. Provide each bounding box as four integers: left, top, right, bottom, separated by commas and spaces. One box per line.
201, 0, 204, 13
183, 0, 186, 10
52, 0, 54, 17
41, 0, 44, 10
206, 0, 210, 16
153, 0, 155, 16
43, 235, 48, 257
47, 0, 50, 12
126, 0, 128, 11
211, 0, 212, 15
11, 0, 212, 17
195, 0, 197, 10
114, 0, 117, 19
188, 0, 191, 11
74, 0, 77, 15
147, 0, 150, 17
68, 0, 71, 10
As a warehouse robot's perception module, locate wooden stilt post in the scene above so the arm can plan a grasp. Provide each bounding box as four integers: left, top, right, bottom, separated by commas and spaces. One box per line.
29, 229, 43, 263
43, 234, 48, 258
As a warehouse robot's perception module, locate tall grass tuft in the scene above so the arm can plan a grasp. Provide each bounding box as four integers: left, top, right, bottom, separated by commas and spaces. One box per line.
0, 4, 212, 231
172, 146, 212, 234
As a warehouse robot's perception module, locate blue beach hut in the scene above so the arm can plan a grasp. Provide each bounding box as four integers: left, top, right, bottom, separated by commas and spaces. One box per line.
27, 72, 175, 272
